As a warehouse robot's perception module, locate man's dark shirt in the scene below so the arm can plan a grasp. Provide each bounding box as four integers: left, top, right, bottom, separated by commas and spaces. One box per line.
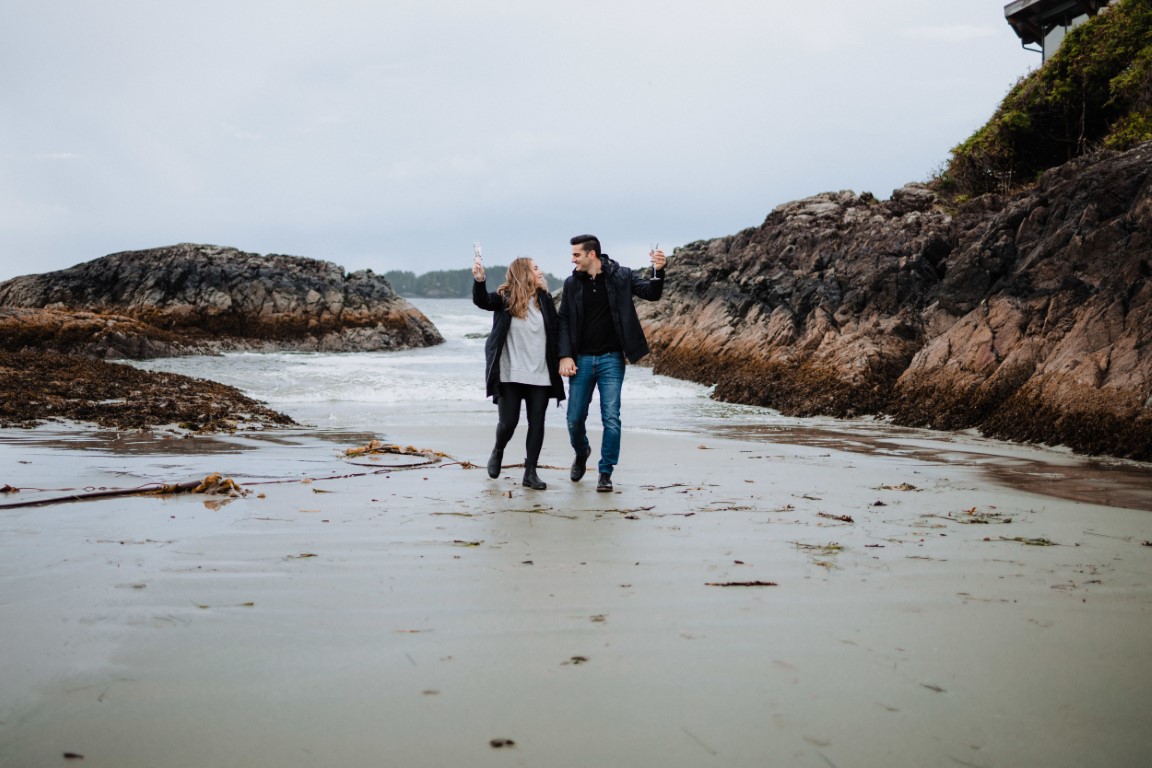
558, 253, 663, 364
578, 271, 621, 355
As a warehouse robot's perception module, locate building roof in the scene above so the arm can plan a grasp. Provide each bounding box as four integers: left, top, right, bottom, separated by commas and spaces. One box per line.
1004, 0, 1111, 45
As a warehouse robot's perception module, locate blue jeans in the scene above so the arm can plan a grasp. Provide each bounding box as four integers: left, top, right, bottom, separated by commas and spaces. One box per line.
566, 352, 625, 477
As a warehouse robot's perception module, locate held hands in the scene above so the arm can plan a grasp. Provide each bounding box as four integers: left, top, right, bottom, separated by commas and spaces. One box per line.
650, 248, 667, 272
472, 259, 486, 282
559, 357, 577, 377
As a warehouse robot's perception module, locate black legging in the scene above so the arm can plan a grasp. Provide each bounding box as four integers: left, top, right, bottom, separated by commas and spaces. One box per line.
495, 382, 551, 466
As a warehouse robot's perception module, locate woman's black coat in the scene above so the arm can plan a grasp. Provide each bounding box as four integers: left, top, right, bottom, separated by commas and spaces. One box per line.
472, 280, 566, 405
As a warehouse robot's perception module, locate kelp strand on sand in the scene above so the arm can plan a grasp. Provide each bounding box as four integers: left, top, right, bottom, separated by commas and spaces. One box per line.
0, 441, 459, 510
0, 473, 248, 510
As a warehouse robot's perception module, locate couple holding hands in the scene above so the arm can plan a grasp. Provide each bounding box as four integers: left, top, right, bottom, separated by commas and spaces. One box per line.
472, 234, 667, 493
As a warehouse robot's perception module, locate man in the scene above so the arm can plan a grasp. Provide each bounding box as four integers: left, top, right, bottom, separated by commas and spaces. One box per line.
558, 234, 667, 492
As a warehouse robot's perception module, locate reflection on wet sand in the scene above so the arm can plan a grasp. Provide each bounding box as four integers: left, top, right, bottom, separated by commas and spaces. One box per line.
0, 427, 380, 457
6, 420, 1151, 512
712, 423, 1152, 513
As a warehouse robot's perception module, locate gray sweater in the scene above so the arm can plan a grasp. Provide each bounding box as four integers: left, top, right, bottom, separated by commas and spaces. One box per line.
499, 301, 551, 386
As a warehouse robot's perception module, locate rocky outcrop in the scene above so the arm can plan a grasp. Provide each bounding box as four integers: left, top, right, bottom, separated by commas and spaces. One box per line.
642, 141, 1152, 460
0, 350, 295, 431
0, 244, 443, 356
0, 307, 204, 359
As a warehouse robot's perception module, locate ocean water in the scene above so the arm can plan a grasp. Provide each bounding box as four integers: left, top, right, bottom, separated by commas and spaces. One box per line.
130, 297, 787, 434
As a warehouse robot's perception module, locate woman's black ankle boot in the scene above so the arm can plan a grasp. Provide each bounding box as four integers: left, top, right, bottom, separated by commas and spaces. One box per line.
487, 447, 504, 479
522, 463, 546, 490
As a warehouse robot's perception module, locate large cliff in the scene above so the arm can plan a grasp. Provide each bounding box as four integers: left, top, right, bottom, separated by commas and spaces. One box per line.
0, 244, 443, 357
642, 141, 1152, 460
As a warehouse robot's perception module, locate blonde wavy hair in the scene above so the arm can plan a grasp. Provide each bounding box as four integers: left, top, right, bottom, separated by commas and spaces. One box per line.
498, 257, 541, 319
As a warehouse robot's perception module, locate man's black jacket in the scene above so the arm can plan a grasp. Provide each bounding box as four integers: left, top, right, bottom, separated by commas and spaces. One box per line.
558, 254, 664, 364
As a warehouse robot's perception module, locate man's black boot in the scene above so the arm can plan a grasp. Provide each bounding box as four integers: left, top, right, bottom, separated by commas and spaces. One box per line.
596, 473, 613, 493
522, 463, 547, 490
570, 445, 592, 482
487, 447, 503, 479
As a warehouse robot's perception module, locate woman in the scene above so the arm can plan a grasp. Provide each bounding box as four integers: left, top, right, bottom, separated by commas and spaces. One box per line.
472, 256, 565, 490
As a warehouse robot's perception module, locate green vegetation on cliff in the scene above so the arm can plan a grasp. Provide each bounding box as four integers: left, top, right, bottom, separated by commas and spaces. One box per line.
942, 0, 1152, 198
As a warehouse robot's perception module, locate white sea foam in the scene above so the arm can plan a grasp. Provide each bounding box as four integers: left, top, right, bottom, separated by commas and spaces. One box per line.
129, 297, 785, 432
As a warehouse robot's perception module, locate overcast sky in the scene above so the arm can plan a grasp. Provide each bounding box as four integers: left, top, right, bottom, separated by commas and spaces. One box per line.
0, 1, 1038, 281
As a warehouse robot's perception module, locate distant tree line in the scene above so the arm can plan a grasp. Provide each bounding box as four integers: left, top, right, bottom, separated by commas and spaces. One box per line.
383, 268, 564, 298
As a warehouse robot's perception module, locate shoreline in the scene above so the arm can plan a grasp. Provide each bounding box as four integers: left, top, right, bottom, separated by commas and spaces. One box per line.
2, 420, 1151, 766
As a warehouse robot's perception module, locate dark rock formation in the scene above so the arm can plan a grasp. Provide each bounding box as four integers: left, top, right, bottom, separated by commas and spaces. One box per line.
0, 307, 205, 359
642, 141, 1152, 460
0, 244, 443, 356
0, 350, 295, 431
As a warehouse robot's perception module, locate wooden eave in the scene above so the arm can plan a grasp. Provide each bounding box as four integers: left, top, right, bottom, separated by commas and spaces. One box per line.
1004, 0, 1110, 45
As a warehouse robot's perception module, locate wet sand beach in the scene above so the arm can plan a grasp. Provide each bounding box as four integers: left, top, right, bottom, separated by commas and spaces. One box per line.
2, 421, 1151, 767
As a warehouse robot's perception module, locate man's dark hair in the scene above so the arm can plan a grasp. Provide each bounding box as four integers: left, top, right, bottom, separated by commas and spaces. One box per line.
570, 234, 601, 256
